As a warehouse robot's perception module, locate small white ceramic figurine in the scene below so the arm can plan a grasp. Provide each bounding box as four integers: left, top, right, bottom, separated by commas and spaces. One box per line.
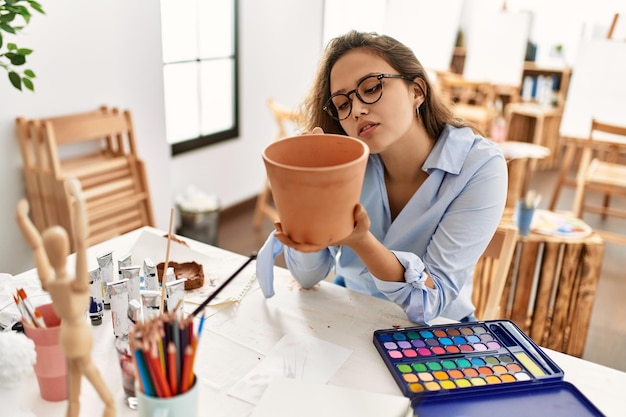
16, 178, 115, 417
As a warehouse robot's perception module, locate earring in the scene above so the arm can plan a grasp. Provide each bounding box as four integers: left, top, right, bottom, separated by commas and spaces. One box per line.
416, 106, 420, 118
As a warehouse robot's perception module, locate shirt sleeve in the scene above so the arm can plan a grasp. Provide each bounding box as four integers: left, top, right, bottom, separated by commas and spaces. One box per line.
284, 247, 335, 289
374, 153, 508, 324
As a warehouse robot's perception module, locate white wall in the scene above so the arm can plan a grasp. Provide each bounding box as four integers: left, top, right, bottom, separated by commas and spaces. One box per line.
1, 0, 323, 274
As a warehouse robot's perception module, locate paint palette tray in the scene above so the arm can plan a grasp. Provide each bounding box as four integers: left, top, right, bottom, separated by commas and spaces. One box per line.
373, 319, 604, 416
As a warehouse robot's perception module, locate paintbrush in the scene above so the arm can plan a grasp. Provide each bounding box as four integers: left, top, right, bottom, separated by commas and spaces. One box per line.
190, 252, 257, 318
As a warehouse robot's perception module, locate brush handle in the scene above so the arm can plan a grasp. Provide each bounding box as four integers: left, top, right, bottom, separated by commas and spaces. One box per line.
191, 253, 257, 317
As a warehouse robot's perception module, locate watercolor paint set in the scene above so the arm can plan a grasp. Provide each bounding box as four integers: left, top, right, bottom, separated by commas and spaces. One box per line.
373, 319, 603, 416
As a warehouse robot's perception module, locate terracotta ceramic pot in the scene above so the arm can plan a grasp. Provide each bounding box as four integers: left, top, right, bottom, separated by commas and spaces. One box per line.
262, 134, 369, 245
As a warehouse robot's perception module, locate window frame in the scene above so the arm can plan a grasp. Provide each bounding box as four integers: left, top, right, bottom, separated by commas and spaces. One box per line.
163, 0, 240, 157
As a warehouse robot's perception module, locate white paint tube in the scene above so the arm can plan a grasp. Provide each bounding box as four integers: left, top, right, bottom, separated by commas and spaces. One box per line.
120, 265, 142, 306
108, 279, 130, 338
97, 251, 114, 309
143, 258, 158, 291
88, 266, 104, 326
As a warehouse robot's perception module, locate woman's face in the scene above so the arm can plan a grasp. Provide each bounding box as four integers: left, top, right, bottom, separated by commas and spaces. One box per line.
329, 49, 423, 153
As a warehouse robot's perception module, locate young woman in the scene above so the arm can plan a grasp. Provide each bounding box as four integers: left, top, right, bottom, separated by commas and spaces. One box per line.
257, 31, 507, 324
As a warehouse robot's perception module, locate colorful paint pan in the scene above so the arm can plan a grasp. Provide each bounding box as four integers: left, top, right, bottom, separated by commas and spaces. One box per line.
373, 320, 564, 400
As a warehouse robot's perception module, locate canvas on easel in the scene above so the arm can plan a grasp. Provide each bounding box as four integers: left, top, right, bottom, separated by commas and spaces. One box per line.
559, 38, 626, 139
383, 0, 464, 73
463, 10, 530, 87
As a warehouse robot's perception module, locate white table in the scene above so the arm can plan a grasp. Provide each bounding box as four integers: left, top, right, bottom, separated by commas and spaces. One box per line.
12, 227, 624, 416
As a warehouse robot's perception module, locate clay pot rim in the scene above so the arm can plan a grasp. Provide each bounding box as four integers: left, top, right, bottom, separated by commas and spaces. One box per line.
262, 134, 369, 171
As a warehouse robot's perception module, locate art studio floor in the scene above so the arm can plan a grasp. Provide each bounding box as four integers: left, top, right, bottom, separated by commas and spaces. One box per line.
216, 168, 626, 373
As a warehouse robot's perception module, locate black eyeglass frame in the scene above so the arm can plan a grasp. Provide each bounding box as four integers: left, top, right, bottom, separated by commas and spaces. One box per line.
322, 73, 416, 121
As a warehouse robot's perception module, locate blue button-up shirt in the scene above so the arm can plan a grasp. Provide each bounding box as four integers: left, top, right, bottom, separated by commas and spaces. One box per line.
282, 125, 508, 324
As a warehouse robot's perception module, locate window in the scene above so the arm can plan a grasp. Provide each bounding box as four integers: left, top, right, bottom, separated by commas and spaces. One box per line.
160, 0, 239, 156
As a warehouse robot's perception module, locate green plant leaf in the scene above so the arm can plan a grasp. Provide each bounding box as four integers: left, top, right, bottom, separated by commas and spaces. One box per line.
28, 1, 45, 15
0, 13, 17, 23
7, 52, 26, 65
0, 22, 16, 34
23, 68, 35, 77
0, 33, 3, 49
17, 48, 32, 55
22, 76, 33, 91
9, 71, 22, 90
14, 6, 31, 22
7, 42, 17, 50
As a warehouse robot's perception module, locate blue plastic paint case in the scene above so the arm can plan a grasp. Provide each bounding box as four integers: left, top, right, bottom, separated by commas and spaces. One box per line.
372, 319, 604, 416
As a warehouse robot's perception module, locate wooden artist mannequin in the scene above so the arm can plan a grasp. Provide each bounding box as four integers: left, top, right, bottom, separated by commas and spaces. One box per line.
16, 178, 115, 417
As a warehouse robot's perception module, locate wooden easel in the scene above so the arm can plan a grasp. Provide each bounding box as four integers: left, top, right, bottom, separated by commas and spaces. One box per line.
548, 12, 623, 211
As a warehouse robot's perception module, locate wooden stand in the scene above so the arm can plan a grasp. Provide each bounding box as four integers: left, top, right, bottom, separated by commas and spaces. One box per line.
505, 103, 562, 170
497, 209, 604, 357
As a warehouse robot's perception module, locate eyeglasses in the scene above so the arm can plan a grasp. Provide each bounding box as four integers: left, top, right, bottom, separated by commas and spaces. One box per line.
323, 73, 414, 121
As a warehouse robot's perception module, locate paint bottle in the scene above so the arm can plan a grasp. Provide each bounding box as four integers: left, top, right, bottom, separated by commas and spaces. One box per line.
97, 251, 114, 310
88, 266, 104, 325
108, 279, 130, 338
165, 278, 187, 314
143, 258, 158, 291
120, 265, 142, 306
141, 290, 161, 321
118, 253, 132, 281
165, 266, 176, 284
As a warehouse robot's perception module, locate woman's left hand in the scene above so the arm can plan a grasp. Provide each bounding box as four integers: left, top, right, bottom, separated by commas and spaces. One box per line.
274, 204, 371, 253
274, 221, 328, 253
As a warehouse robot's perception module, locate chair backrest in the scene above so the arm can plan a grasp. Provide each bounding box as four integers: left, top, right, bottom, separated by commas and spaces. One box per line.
15, 106, 153, 248
589, 118, 626, 144
267, 98, 303, 140
436, 72, 496, 134
472, 224, 519, 320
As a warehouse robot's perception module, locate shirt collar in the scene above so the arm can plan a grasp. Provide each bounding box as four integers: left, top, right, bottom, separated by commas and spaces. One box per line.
423, 124, 474, 175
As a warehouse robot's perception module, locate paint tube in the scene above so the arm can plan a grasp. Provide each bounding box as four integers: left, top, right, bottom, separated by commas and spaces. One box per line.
88, 266, 104, 326
143, 258, 158, 291
165, 278, 187, 314
141, 290, 161, 321
97, 251, 114, 309
128, 299, 143, 324
118, 253, 132, 281
165, 266, 176, 284
108, 279, 130, 338
121, 265, 142, 306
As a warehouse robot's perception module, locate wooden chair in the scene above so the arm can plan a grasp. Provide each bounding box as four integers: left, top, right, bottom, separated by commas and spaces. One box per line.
472, 224, 518, 320
15, 106, 154, 249
436, 72, 497, 135
253, 98, 303, 229
571, 118, 626, 245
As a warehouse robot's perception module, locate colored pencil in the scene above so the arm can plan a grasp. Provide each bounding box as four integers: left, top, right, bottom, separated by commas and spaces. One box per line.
167, 342, 178, 394
180, 344, 194, 393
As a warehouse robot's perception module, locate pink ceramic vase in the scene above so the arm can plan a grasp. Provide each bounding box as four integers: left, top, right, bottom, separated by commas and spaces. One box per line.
263, 133, 369, 245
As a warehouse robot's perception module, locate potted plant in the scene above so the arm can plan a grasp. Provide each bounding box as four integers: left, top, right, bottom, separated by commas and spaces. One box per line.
0, 0, 45, 91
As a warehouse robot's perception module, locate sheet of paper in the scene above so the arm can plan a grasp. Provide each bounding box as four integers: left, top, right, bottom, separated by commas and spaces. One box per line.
227, 333, 352, 405
250, 376, 413, 417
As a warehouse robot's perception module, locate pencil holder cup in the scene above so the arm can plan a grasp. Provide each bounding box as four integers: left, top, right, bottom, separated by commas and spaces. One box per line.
22, 303, 68, 401
262, 133, 369, 245
515, 200, 536, 237
136, 375, 198, 417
